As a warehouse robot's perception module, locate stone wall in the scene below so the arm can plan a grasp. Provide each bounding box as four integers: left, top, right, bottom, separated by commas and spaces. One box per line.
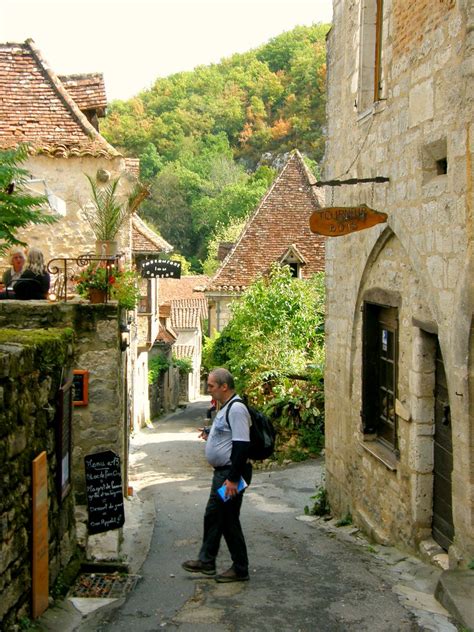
324, 0, 473, 563
0, 301, 126, 502
0, 327, 76, 627
0, 154, 134, 267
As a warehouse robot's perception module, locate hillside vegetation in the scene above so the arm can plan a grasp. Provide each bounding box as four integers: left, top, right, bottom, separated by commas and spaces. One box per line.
101, 24, 329, 269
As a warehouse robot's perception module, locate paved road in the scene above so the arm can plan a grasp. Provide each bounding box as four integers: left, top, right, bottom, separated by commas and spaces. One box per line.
81, 399, 458, 632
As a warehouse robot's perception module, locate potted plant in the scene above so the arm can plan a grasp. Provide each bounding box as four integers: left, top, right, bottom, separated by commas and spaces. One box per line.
82, 175, 149, 256
75, 264, 141, 309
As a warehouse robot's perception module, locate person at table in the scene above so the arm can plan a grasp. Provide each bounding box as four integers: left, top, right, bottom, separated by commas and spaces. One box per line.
1, 248, 26, 289
13, 248, 50, 300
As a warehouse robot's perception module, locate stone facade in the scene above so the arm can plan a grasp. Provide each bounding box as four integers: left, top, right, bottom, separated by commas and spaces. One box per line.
324, 0, 473, 565
0, 326, 76, 627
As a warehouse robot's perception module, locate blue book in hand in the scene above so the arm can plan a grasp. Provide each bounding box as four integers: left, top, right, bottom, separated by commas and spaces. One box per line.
217, 477, 248, 502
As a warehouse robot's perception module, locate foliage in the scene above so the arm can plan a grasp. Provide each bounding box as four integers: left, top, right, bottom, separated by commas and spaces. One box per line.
101, 24, 329, 267
304, 485, 330, 516
336, 513, 353, 527
202, 216, 246, 275
148, 353, 171, 384
75, 264, 140, 309
172, 356, 193, 374
83, 175, 131, 241
204, 265, 326, 456
0, 144, 57, 255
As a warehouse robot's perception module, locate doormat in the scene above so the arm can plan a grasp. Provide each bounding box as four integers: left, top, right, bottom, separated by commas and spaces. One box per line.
68, 572, 141, 598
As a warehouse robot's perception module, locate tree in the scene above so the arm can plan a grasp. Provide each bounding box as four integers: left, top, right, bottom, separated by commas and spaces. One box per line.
0, 145, 56, 255
202, 265, 326, 456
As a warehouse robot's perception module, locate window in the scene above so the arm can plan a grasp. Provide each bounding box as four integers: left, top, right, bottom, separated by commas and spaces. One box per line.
362, 302, 398, 451
358, 0, 385, 112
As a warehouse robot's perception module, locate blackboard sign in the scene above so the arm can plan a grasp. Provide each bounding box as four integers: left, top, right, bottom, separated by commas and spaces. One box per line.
84, 450, 125, 534
140, 257, 181, 279
73, 370, 89, 406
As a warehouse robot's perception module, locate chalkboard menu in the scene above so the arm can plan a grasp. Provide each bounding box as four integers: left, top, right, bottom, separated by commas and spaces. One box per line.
84, 450, 125, 534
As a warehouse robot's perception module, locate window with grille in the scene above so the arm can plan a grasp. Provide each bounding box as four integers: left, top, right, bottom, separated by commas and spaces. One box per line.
362, 302, 398, 451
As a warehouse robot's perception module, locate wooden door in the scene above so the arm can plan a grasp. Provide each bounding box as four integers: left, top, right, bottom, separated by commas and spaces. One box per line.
432, 342, 454, 550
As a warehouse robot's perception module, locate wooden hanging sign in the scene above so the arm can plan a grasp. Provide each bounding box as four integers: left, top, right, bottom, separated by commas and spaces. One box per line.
309, 204, 387, 237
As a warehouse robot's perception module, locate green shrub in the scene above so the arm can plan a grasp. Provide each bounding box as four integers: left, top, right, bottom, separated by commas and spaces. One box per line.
148, 354, 171, 384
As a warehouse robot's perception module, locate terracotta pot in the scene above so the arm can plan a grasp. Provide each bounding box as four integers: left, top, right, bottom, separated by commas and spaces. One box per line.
88, 288, 107, 304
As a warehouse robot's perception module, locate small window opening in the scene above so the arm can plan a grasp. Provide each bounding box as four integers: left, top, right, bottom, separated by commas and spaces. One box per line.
436, 158, 448, 175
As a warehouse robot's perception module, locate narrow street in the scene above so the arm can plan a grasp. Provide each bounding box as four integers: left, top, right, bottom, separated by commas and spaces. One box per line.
81, 399, 458, 632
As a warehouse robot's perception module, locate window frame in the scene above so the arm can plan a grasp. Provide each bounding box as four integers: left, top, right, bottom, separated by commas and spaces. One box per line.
361, 301, 399, 453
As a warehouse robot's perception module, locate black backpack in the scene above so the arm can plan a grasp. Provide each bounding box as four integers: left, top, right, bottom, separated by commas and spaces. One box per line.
225, 397, 276, 461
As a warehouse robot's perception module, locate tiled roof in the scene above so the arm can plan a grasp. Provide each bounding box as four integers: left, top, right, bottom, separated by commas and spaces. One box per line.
156, 322, 177, 344
172, 298, 208, 321
171, 305, 201, 329
132, 215, 173, 253
206, 151, 326, 293
0, 40, 118, 158
159, 276, 209, 302
58, 73, 107, 114
173, 344, 195, 359
124, 158, 140, 179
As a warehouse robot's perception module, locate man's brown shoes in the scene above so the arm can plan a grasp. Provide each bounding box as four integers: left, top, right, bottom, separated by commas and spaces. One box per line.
181, 559, 216, 575
214, 567, 249, 583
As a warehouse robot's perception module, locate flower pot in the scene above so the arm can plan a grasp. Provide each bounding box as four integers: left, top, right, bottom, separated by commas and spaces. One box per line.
95, 240, 118, 257
88, 288, 107, 304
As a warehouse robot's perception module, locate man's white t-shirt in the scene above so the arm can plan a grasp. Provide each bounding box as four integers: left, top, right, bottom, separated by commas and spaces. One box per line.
205, 396, 250, 468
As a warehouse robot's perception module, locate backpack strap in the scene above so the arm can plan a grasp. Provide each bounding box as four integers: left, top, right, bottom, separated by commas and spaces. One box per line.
224, 397, 244, 428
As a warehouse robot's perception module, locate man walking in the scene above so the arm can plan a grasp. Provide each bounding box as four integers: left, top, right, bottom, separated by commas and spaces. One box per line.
182, 367, 252, 582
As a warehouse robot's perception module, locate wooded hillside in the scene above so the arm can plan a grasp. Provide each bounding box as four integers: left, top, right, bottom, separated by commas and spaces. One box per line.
101, 23, 329, 270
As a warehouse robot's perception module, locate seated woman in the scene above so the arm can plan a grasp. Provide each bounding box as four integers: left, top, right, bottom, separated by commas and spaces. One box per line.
0, 248, 26, 297
13, 248, 50, 300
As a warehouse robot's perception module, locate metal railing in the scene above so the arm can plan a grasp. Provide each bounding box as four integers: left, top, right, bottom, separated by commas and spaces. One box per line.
46, 254, 124, 302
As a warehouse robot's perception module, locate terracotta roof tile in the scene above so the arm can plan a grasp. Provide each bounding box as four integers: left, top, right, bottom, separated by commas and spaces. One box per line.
132, 215, 173, 253
173, 344, 195, 359
156, 322, 177, 343
171, 305, 201, 329
58, 73, 107, 114
172, 298, 208, 321
206, 151, 325, 292
0, 40, 118, 158
159, 275, 209, 302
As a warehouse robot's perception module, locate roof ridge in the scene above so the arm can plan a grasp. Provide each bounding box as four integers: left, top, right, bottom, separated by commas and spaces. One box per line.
24, 39, 119, 157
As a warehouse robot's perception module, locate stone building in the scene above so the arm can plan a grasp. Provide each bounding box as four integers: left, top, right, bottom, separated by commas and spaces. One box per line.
204, 150, 326, 333
159, 276, 209, 401
323, 0, 473, 566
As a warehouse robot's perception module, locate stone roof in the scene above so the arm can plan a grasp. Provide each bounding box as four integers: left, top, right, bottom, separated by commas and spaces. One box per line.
0, 40, 118, 158
132, 215, 173, 253
206, 151, 326, 293
159, 276, 209, 302
58, 73, 107, 115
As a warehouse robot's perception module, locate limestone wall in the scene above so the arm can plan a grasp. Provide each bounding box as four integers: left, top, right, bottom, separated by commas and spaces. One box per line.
0, 328, 76, 627
324, 0, 473, 563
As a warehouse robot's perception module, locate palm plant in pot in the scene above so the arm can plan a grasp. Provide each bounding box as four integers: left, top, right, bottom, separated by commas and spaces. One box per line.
83, 174, 148, 255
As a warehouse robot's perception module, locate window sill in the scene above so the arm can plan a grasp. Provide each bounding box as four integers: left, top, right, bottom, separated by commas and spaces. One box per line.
359, 439, 398, 471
